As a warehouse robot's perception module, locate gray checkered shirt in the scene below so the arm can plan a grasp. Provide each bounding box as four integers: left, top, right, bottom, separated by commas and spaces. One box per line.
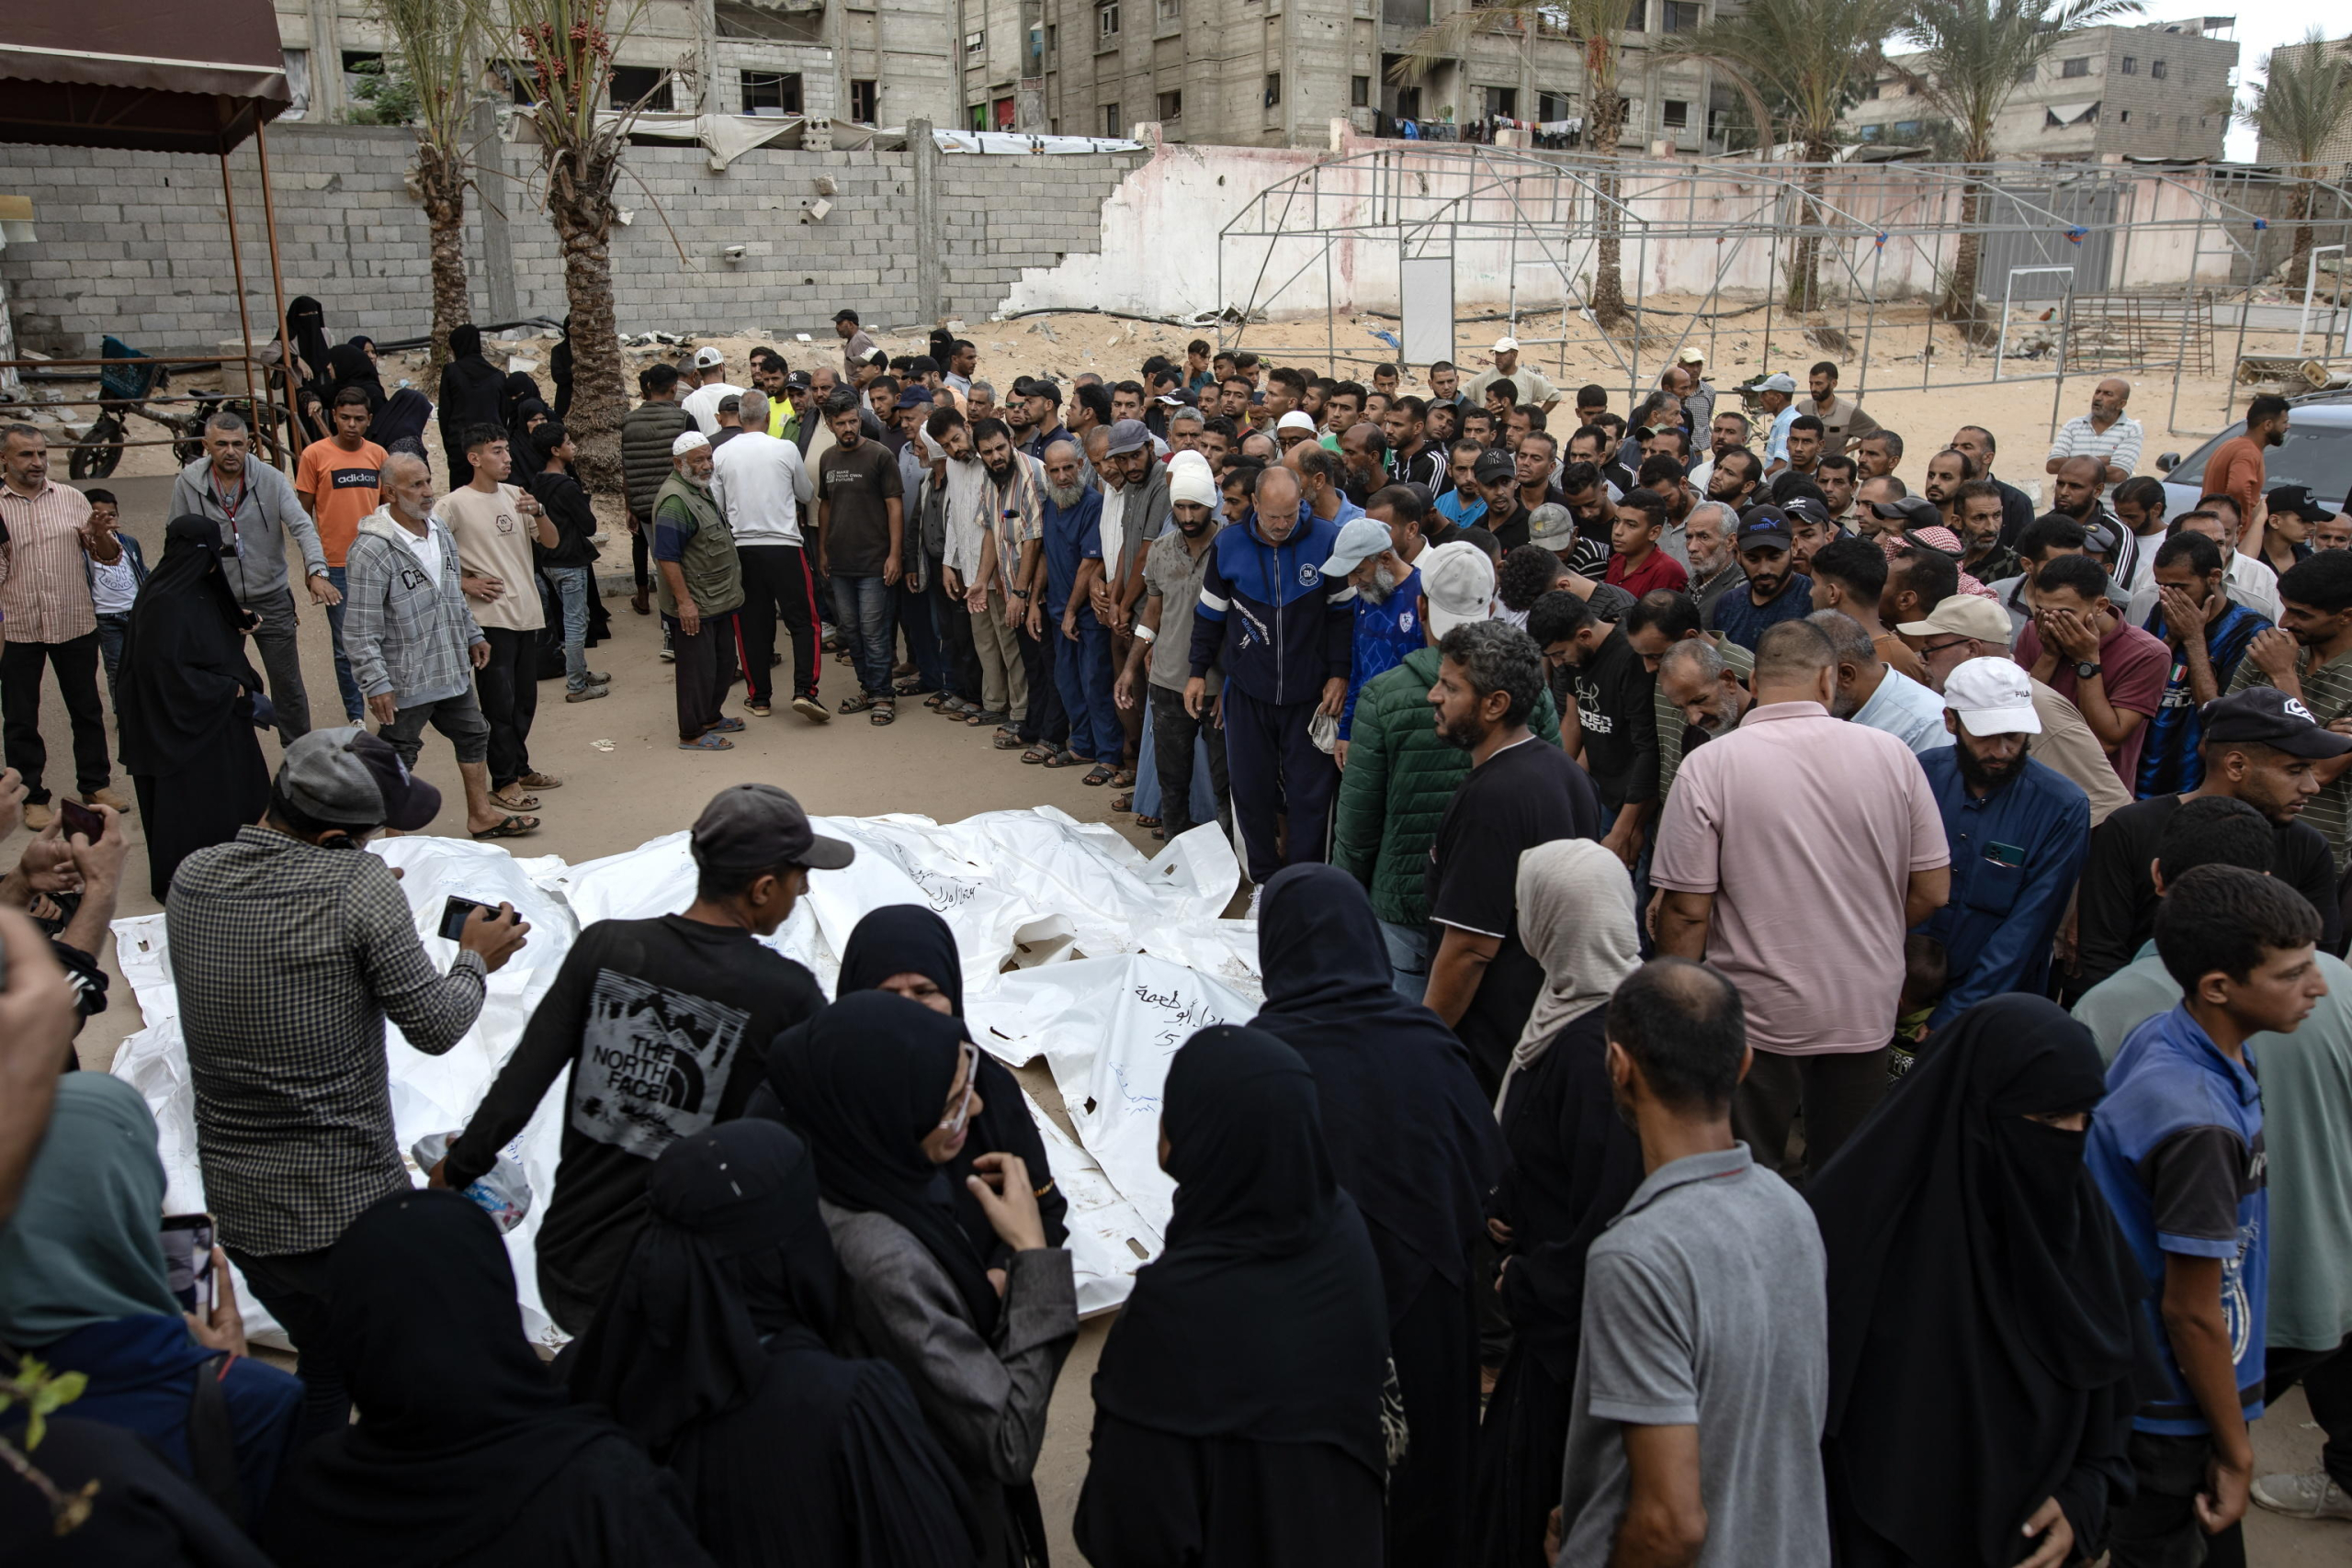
166, 827, 488, 1256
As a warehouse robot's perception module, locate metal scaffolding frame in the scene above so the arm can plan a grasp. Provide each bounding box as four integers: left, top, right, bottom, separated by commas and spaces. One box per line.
1216, 147, 2352, 437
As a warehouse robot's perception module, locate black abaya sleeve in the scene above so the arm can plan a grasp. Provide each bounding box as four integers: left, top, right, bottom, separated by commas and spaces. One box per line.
2048, 1372, 2139, 1565
953, 1059, 1069, 1259
837, 1362, 983, 1568
486, 1436, 718, 1568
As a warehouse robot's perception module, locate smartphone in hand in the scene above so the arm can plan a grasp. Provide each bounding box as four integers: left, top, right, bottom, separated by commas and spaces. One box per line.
58, 798, 103, 843
437, 896, 498, 942
160, 1214, 217, 1315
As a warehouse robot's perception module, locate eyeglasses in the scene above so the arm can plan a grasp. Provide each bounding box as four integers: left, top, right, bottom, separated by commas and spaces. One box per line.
939, 1040, 979, 1136
1919, 637, 1974, 659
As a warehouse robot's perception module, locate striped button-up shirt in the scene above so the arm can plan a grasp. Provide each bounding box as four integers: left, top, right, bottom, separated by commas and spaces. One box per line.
0, 479, 96, 644
166, 828, 489, 1256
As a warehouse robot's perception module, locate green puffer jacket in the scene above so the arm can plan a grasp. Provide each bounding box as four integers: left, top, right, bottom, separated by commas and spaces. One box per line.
1332, 643, 1564, 927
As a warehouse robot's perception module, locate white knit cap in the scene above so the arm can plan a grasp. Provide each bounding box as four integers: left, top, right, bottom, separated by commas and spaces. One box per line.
671, 430, 710, 457
1168, 451, 1218, 508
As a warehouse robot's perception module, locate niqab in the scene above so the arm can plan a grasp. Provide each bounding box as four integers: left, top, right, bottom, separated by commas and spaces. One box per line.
764, 990, 1002, 1335
0, 1076, 181, 1343
1809, 996, 2144, 1567
1091, 1025, 1388, 1475
1250, 864, 1500, 1320
568, 1120, 839, 1453
115, 515, 263, 779
1502, 839, 1643, 1106
283, 296, 331, 388
260, 1191, 622, 1568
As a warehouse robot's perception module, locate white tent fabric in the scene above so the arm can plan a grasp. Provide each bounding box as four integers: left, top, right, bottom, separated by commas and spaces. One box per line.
109, 808, 1256, 1339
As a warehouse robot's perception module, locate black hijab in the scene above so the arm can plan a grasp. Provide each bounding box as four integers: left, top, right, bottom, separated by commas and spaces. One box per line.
324, 340, 385, 416
501, 370, 544, 430
370, 389, 432, 453
284, 296, 331, 388
1809, 996, 2144, 1567
1091, 1026, 1388, 1476
1250, 864, 1501, 1323
833, 905, 1071, 1259
569, 1121, 838, 1454
550, 316, 575, 418
115, 515, 263, 779
261, 1191, 622, 1568
765, 990, 1001, 1335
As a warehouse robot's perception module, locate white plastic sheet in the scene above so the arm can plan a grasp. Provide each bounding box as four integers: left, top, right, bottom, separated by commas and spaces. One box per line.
110, 808, 1253, 1337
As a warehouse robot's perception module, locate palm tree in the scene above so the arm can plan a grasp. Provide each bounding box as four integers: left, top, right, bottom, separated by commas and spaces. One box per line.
1392, 0, 1642, 325
373, 0, 487, 383
2238, 30, 2352, 300
504, 0, 669, 491
1659, 0, 1910, 311
1903, 0, 2143, 324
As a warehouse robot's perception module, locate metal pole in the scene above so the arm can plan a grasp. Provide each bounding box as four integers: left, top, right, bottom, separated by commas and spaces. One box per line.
218, 152, 259, 413
254, 120, 300, 471
2296, 243, 2345, 354
2050, 280, 2071, 442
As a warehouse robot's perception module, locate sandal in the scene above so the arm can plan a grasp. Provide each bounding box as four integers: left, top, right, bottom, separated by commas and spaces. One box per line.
471, 814, 541, 840
1135, 814, 1161, 829
924, 692, 950, 711
966, 708, 1009, 727
869, 701, 896, 726
839, 694, 877, 716
1111, 793, 1135, 813
894, 679, 932, 697
1022, 745, 1057, 764
677, 732, 734, 751
1081, 764, 1115, 786
1044, 750, 1095, 770
992, 732, 1027, 750
704, 716, 746, 734
516, 772, 564, 791
1109, 768, 1136, 789
490, 790, 540, 812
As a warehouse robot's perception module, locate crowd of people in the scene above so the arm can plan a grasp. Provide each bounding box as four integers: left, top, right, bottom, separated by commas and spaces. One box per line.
3, 320, 2351, 1568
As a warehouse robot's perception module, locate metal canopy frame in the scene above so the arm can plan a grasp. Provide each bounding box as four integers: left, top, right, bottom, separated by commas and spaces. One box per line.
1216, 147, 2352, 437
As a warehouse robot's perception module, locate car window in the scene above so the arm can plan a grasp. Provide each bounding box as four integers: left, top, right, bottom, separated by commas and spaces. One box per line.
2169, 417, 2352, 510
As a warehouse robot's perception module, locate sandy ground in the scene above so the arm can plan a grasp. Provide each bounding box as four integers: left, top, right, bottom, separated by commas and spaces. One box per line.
6, 324, 2346, 1562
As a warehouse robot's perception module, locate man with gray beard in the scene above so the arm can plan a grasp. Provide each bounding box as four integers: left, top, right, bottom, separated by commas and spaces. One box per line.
1683, 500, 1747, 623
1037, 438, 1116, 775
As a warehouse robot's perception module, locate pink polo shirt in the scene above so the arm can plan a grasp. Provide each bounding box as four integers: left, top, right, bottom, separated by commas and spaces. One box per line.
1651, 701, 1950, 1055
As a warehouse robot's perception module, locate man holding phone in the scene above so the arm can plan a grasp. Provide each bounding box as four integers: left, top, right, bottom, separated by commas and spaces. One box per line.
433, 784, 842, 1332
169, 728, 528, 1440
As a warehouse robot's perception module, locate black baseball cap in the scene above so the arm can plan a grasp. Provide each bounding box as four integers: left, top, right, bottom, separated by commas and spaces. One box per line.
1473, 450, 1517, 485
1025, 379, 1062, 405
1780, 495, 1831, 529
690, 784, 854, 872
2267, 484, 2338, 524
1867, 494, 1942, 530
2201, 688, 2352, 760
1734, 504, 1793, 551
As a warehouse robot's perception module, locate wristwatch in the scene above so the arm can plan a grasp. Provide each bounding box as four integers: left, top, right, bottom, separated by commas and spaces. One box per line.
2074, 660, 2103, 681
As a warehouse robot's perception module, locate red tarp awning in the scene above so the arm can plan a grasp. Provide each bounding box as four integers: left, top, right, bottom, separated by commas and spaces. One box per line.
0, 0, 289, 155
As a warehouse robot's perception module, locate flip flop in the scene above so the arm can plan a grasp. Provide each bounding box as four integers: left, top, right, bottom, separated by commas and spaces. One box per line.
471, 814, 540, 840
490, 791, 540, 813
1135, 814, 1161, 829
677, 732, 734, 751
704, 716, 746, 734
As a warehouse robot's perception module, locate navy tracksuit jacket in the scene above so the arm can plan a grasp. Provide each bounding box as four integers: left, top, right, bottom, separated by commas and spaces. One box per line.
1187, 506, 1356, 883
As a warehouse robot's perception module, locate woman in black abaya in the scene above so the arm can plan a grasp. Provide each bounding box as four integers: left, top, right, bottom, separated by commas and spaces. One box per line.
282, 297, 333, 392
323, 339, 385, 420
569, 1120, 977, 1568
113, 515, 272, 897
503, 373, 550, 480
261, 1190, 714, 1568
1810, 995, 2146, 1568
1074, 1025, 1389, 1568
835, 903, 1069, 1256
1469, 839, 1647, 1568
765, 991, 1077, 1568
1249, 864, 1500, 1568
435, 324, 505, 488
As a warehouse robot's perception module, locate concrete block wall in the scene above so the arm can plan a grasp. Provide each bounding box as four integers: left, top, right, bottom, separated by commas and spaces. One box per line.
0, 121, 1142, 355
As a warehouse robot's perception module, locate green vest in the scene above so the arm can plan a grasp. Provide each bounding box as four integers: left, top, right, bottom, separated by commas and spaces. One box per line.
651, 472, 743, 618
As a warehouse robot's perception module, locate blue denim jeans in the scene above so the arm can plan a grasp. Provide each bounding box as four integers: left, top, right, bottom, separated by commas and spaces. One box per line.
94, 612, 130, 710
830, 573, 894, 697
541, 565, 596, 691
323, 566, 364, 724
1379, 919, 1430, 1004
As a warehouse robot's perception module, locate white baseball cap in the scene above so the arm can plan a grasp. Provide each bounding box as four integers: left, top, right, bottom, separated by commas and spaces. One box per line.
1678, 346, 1705, 365
1943, 656, 2041, 737
1420, 541, 1497, 638
1493, 335, 1521, 355
692, 345, 725, 368
1758, 371, 1797, 393
1276, 410, 1317, 434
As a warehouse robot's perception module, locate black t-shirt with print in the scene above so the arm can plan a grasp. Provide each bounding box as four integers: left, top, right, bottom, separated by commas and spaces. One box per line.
818, 435, 905, 576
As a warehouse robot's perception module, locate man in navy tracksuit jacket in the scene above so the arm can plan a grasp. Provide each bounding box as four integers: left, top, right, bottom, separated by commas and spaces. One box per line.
1184, 466, 1355, 885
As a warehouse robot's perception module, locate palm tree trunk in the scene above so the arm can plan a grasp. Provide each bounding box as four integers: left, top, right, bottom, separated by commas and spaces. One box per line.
547, 152, 628, 493
1939, 172, 1985, 325
1589, 87, 1629, 327
1787, 142, 1829, 313
414, 143, 469, 386
2290, 175, 2319, 300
